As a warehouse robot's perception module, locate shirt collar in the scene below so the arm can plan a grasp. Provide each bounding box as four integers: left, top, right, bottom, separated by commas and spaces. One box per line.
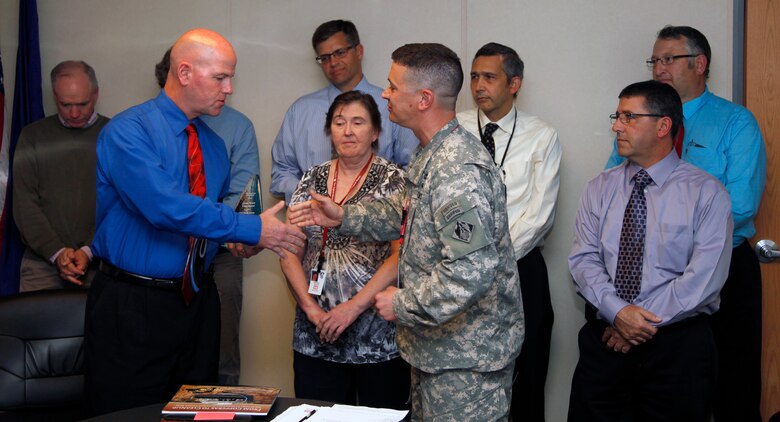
478, 105, 517, 133
154, 90, 191, 134
626, 149, 680, 188
428, 118, 459, 148
682, 85, 711, 120
327, 75, 370, 103
58, 110, 99, 129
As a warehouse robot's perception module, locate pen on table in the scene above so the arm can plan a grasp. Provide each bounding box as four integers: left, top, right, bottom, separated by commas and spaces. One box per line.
298, 408, 317, 422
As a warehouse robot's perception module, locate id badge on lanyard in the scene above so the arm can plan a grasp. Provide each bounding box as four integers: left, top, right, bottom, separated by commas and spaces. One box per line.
308, 243, 327, 295
308, 263, 327, 295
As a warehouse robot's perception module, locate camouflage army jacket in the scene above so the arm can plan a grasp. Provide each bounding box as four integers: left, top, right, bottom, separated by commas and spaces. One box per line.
339, 118, 524, 373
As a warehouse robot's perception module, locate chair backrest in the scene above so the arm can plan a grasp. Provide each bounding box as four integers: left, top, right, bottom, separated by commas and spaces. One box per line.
0, 289, 88, 409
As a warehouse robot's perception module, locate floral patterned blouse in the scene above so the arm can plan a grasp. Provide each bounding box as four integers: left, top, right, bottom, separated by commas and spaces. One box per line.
290, 155, 407, 364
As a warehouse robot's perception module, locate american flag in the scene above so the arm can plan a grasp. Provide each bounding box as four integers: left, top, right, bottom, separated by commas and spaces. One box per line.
1, 0, 44, 294
0, 53, 9, 252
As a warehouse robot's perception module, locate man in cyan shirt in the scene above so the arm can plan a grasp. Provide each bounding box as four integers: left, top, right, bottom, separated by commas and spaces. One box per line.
570, 80, 732, 421
604, 26, 766, 421
86, 29, 304, 416
270, 19, 418, 203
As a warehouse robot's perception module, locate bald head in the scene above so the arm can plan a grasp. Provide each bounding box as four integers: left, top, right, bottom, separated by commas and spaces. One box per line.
165, 29, 237, 120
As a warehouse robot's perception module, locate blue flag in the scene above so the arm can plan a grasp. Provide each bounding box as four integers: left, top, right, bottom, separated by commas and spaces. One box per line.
0, 0, 44, 295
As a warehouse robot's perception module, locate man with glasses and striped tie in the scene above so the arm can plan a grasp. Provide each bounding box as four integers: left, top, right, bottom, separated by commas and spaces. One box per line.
571, 80, 732, 421
604, 26, 766, 421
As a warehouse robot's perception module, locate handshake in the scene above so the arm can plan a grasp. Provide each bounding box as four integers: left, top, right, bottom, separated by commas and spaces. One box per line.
227, 175, 306, 259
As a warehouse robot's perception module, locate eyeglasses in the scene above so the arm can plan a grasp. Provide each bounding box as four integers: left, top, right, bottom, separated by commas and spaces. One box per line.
645, 54, 698, 67
315, 45, 356, 65
609, 112, 664, 125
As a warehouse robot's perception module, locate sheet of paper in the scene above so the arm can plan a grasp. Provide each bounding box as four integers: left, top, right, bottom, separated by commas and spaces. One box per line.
270, 405, 323, 422
271, 404, 408, 422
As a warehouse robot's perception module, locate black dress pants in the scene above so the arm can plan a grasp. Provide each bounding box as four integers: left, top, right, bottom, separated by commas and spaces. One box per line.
84, 269, 220, 416
568, 316, 716, 422
510, 247, 554, 422
293, 351, 411, 410
711, 241, 762, 422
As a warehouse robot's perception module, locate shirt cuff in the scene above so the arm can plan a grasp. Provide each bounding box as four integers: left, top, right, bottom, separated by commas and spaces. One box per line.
49, 248, 66, 264
601, 293, 630, 325
338, 205, 360, 236
392, 287, 416, 327
81, 246, 93, 261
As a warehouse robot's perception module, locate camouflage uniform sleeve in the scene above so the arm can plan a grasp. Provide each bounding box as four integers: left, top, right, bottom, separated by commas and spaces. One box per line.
338, 190, 405, 242
393, 162, 500, 327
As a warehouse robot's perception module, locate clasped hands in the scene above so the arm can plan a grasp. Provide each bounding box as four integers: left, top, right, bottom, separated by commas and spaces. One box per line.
306, 285, 399, 344
603, 304, 662, 353
56, 247, 90, 285
308, 301, 361, 344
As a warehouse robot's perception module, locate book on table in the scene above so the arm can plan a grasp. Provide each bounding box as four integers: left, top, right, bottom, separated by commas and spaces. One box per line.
162, 384, 281, 417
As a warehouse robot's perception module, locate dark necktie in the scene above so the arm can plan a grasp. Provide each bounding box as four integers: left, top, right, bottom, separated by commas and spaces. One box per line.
614, 169, 653, 302
674, 121, 685, 158
482, 122, 499, 159
182, 123, 206, 305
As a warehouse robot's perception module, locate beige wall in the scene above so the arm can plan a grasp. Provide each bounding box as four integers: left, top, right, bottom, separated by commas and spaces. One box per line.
0, 1, 733, 420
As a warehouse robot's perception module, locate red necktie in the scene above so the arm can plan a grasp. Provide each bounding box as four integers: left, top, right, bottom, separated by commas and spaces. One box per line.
674, 121, 685, 158
186, 123, 206, 198
182, 123, 206, 305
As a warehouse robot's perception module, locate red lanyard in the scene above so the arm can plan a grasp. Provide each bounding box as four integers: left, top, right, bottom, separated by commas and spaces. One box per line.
316, 154, 374, 271
399, 196, 410, 246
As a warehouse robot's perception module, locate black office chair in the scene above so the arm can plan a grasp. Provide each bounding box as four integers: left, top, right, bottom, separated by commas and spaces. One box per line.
0, 289, 88, 421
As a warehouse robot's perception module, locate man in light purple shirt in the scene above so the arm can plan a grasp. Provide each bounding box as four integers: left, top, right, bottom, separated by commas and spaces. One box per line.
568, 80, 732, 421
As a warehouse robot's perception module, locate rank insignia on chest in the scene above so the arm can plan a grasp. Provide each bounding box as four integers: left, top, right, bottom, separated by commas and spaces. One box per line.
453, 221, 474, 243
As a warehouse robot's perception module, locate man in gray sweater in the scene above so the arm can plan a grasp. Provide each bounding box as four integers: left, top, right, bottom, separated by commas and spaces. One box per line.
12, 60, 109, 291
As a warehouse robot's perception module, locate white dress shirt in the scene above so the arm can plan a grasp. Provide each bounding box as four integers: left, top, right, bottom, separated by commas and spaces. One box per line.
457, 106, 561, 259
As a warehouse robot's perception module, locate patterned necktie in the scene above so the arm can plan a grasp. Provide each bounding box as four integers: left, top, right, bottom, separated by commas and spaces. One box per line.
186, 123, 206, 198
674, 121, 685, 158
481, 122, 499, 159
614, 169, 653, 302
182, 123, 206, 305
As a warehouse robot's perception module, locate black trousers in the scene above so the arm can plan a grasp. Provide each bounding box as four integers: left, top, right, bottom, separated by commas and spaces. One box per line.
711, 241, 762, 422
84, 269, 220, 416
511, 247, 554, 422
293, 351, 411, 410
568, 316, 716, 422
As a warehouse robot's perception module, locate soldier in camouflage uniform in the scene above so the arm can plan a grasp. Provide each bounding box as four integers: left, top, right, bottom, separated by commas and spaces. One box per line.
289, 43, 524, 421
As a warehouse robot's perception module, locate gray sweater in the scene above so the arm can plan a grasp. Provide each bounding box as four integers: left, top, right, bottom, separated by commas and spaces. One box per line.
13, 114, 110, 260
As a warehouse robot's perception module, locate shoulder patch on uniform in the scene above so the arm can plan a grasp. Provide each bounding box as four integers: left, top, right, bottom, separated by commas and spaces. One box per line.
453, 220, 474, 243
440, 200, 463, 223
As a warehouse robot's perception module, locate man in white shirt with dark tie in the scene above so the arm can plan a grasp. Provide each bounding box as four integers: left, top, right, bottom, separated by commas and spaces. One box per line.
457, 42, 561, 422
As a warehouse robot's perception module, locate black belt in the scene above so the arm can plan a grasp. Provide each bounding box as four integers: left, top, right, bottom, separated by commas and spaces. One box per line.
98, 261, 182, 291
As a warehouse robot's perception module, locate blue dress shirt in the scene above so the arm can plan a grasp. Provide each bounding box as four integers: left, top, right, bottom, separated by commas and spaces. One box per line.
270, 76, 419, 203
92, 91, 260, 278
571, 151, 733, 326
605, 87, 766, 247
201, 105, 260, 209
